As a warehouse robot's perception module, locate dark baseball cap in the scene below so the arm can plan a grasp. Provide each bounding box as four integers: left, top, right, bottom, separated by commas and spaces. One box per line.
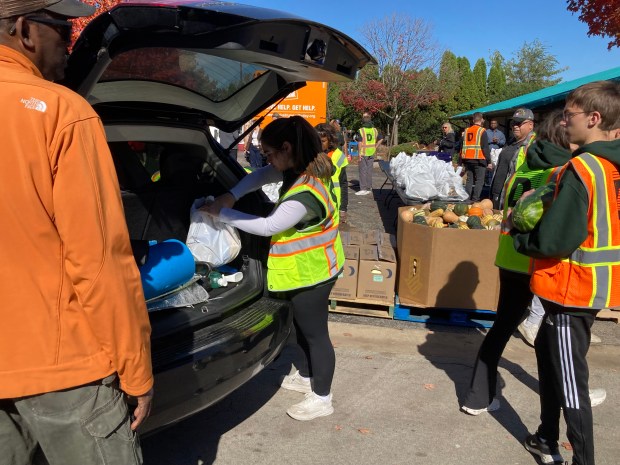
0, 0, 96, 19
512, 108, 534, 122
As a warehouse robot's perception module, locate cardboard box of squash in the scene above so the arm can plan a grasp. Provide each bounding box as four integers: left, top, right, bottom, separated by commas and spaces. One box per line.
396, 199, 501, 311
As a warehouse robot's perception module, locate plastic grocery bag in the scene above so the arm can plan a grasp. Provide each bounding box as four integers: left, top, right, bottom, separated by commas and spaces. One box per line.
186, 197, 241, 266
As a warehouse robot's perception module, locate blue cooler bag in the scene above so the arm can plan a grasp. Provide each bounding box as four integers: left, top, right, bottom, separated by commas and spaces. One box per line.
138, 239, 195, 300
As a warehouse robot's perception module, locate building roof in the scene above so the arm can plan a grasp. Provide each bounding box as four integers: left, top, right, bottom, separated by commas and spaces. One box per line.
452, 66, 620, 120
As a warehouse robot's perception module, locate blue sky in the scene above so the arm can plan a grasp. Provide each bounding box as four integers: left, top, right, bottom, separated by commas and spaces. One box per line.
239, 0, 619, 82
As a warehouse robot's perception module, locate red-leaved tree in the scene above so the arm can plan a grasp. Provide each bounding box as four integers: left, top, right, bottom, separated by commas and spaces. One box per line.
567, 0, 620, 50
341, 14, 443, 146
71, 0, 121, 45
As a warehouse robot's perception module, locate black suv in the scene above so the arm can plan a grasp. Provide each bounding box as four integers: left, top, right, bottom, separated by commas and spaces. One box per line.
64, 1, 373, 433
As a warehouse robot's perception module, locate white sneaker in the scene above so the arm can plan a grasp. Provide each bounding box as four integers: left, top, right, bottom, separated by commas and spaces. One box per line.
281, 370, 312, 394
517, 320, 540, 347
286, 392, 334, 421
461, 398, 500, 416
589, 388, 607, 407
355, 190, 370, 196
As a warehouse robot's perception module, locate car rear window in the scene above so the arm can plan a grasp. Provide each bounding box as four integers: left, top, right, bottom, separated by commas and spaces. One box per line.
101, 47, 267, 102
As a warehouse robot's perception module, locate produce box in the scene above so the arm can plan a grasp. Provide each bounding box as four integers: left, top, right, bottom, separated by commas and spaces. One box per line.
330, 245, 359, 300
396, 206, 500, 311
357, 244, 397, 304
341, 230, 364, 246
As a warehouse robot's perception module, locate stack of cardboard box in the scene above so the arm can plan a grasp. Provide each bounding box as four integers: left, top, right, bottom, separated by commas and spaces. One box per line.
329, 230, 397, 305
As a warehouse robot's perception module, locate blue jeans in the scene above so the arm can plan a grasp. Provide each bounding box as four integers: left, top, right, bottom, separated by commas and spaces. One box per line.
248, 145, 263, 169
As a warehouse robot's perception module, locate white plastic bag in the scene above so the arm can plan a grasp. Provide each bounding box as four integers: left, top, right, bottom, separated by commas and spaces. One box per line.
186, 197, 241, 266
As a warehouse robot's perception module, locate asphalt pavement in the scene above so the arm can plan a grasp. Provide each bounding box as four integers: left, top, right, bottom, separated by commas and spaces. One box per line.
142, 161, 620, 465
142, 314, 620, 465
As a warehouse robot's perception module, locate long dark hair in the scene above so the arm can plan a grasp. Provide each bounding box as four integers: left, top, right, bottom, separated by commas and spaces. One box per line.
314, 123, 338, 151
261, 116, 333, 181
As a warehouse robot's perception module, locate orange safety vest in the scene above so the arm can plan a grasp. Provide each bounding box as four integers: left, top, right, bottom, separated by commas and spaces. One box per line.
531, 153, 620, 309
460, 125, 486, 160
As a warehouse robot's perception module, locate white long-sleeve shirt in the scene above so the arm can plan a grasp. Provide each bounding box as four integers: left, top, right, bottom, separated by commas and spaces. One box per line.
220, 165, 310, 236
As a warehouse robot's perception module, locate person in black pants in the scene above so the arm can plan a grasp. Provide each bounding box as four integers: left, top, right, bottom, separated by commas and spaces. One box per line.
204, 116, 343, 421
461, 110, 572, 416
533, 302, 597, 465
513, 81, 620, 465
282, 282, 336, 400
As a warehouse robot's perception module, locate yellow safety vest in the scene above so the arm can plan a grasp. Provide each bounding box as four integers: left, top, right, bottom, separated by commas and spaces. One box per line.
267, 174, 345, 292
495, 161, 561, 273
328, 148, 348, 212
358, 127, 379, 157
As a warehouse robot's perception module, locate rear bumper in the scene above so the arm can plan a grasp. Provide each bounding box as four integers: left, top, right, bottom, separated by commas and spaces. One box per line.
142, 296, 292, 434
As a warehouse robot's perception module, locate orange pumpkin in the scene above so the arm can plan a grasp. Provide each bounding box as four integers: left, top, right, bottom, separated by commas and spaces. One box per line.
468, 207, 484, 217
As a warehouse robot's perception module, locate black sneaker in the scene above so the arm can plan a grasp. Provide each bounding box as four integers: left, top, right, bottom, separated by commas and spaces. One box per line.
524, 433, 564, 464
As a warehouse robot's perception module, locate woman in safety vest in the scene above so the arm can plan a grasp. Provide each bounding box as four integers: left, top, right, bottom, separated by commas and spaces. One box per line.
513, 81, 620, 465
315, 122, 349, 224
204, 116, 344, 421
461, 110, 572, 419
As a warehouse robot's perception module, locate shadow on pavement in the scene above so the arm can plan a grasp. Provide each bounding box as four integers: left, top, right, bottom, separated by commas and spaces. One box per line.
142, 347, 295, 465
418, 326, 537, 446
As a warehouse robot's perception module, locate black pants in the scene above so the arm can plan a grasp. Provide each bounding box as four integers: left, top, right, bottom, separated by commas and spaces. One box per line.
283, 280, 336, 396
463, 269, 532, 409
464, 161, 487, 201
536, 299, 597, 465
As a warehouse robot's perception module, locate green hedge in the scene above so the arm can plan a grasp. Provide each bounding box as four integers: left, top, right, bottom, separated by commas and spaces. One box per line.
388, 142, 420, 157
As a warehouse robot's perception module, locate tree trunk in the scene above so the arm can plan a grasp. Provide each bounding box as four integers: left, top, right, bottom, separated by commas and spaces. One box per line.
391, 116, 400, 146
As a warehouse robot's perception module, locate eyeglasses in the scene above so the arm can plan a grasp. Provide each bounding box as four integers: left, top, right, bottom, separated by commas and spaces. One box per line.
24, 15, 73, 43
563, 111, 587, 121
512, 120, 531, 127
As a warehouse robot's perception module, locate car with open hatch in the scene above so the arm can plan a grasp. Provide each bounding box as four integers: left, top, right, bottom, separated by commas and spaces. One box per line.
62, 0, 374, 433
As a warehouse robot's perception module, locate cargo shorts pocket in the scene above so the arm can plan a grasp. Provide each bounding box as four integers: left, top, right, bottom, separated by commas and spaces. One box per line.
82, 388, 142, 465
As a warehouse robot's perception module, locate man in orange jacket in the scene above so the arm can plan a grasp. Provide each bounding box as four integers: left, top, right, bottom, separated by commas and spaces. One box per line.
0, 1, 154, 464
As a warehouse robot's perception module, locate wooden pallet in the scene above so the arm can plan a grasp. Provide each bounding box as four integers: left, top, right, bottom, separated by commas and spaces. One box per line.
393, 303, 495, 329
329, 297, 394, 319
597, 308, 620, 324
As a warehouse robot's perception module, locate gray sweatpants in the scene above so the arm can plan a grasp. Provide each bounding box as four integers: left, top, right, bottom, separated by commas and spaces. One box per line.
0, 375, 142, 465
358, 155, 374, 191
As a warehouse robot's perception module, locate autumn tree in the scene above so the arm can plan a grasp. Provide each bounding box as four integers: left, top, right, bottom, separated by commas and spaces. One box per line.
567, 0, 620, 49
71, 0, 121, 44
341, 13, 443, 145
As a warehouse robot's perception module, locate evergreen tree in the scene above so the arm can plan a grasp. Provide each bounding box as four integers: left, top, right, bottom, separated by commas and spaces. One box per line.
486, 51, 508, 104
437, 51, 460, 117
505, 39, 566, 98
472, 58, 487, 107
455, 57, 476, 112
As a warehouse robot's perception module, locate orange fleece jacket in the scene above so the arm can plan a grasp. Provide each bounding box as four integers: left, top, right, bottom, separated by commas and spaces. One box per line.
0, 45, 153, 398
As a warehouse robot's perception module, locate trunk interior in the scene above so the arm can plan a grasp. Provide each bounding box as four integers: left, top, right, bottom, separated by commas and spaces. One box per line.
104, 120, 275, 362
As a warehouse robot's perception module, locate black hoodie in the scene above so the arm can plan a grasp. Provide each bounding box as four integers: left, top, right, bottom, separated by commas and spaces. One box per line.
513, 139, 620, 259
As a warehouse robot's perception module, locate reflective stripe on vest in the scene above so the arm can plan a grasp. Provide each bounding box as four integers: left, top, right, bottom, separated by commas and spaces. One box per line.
328, 148, 348, 212
267, 174, 344, 292
531, 153, 620, 308
495, 163, 561, 273
358, 127, 378, 157
460, 125, 485, 160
